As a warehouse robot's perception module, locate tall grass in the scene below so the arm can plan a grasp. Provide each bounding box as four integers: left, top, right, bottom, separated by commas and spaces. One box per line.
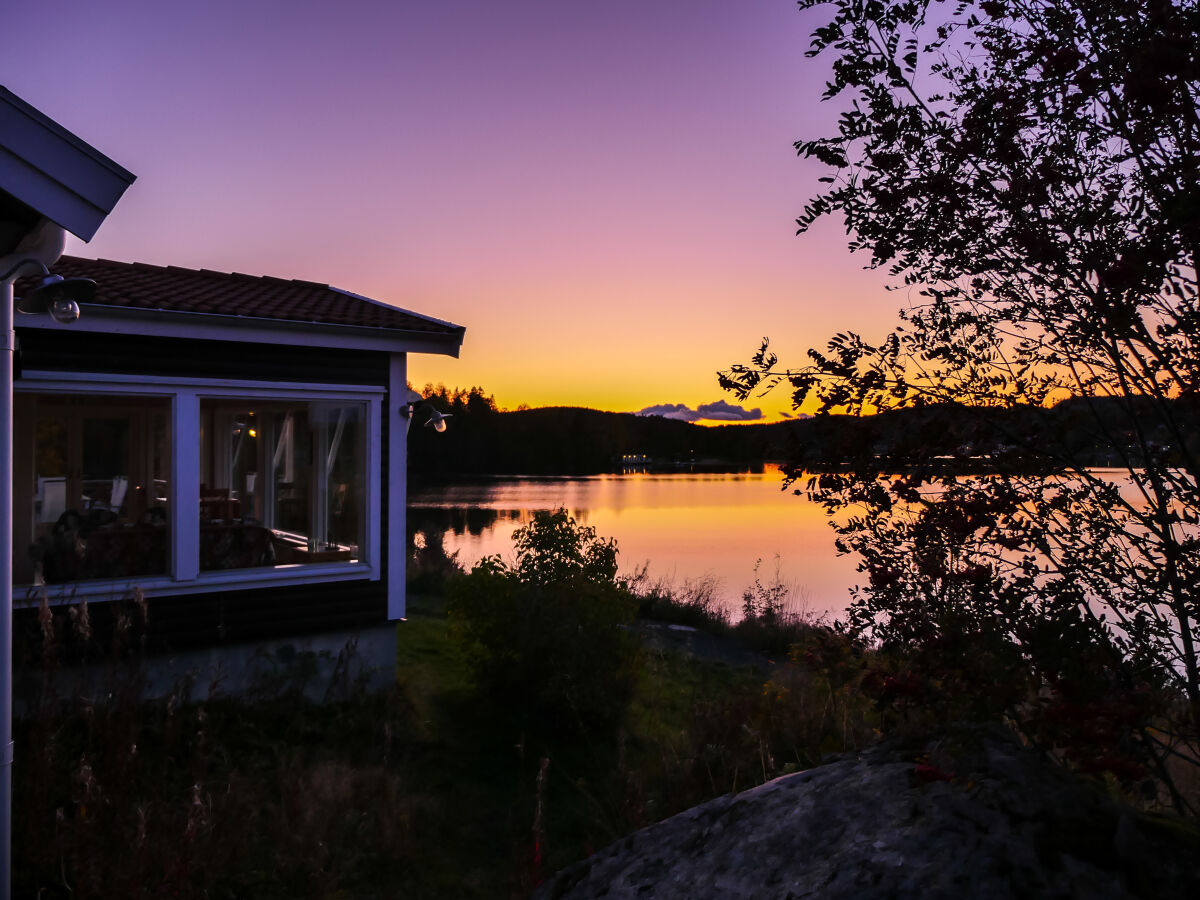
14, 593, 434, 899
631, 568, 732, 633
631, 555, 837, 660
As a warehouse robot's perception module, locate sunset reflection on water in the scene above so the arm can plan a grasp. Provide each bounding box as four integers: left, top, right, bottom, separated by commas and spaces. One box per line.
408, 466, 861, 621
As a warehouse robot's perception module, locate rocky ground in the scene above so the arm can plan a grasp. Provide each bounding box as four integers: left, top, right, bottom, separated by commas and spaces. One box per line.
536, 726, 1200, 899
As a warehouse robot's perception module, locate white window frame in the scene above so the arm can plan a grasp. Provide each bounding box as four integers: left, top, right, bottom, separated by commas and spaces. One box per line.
13, 370, 384, 605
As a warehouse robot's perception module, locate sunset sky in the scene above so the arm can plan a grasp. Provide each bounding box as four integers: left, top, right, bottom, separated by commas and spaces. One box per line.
6, 0, 895, 422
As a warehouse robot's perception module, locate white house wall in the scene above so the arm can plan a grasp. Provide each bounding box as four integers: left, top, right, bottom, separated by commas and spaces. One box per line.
387, 353, 407, 620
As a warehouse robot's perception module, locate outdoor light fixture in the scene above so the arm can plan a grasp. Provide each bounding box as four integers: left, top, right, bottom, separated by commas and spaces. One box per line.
404, 389, 452, 434
12, 264, 95, 324
424, 408, 451, 432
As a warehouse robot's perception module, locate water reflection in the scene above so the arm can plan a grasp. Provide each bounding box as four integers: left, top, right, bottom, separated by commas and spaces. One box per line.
408, 505, 506, 539
407, 467, 860, 620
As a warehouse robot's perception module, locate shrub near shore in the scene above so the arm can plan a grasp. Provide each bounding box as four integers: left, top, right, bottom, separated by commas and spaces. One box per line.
448, 509, 640, 738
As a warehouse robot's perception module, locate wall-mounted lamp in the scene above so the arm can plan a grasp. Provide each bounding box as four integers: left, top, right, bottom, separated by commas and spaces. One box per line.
404, 389, 452, 434
5, 258, 95, 324
424, 408, 452, 432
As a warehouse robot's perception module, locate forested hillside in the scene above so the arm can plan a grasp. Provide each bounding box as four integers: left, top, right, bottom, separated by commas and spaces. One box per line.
406, 386, 1195, 477
406, 387, 799, 476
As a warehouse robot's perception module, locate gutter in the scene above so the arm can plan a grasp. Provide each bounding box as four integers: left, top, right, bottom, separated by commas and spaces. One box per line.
14, 302, 466, 358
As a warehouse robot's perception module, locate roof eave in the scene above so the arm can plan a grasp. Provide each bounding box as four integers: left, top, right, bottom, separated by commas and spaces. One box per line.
330, 286, 463, 332
16, 304, 465, 358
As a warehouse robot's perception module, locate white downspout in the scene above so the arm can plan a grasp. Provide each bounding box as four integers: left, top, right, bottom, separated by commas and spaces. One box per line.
0, 220, 69, 900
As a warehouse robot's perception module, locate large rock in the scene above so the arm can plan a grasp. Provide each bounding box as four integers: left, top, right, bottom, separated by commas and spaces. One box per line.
536, 728, 1199, 899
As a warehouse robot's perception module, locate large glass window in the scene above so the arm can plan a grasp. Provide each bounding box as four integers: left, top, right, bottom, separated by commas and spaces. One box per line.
199, 399, 366, 570
12, 385, 373, 590
14, 393, 171, 585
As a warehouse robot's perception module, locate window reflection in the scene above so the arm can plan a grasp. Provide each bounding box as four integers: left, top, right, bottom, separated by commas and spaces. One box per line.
15, 393, 171, 585
10, 391, 368, 586
199, 399, 365, 570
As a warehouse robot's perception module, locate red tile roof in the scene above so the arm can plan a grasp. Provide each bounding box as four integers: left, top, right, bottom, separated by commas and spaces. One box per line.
16, 256, 464, 337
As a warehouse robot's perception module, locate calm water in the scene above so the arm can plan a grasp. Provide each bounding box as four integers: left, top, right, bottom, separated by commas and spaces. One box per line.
408, 466, 861, 621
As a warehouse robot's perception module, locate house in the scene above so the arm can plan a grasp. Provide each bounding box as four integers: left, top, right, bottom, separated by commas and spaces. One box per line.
12, 256, 464, 645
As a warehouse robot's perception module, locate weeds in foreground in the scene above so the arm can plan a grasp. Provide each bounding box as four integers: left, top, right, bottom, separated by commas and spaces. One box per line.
632, 569, 732, 633
631, 555, 836, 661
620, 637, 876, 818
15, 595, 436, 899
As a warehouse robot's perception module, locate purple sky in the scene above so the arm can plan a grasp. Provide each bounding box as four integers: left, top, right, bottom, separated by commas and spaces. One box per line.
6, 0, 894, 420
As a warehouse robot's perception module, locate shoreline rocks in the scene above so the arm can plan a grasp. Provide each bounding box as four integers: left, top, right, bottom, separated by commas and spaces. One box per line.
536, 726, 1199, 899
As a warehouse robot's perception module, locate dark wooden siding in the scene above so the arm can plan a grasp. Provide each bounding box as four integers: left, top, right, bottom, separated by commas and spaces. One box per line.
15, 580, 387, 659
16, 328, 390, 386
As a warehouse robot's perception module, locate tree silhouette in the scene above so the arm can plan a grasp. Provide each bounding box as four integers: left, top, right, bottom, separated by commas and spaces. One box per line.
722, 0, 1200, 808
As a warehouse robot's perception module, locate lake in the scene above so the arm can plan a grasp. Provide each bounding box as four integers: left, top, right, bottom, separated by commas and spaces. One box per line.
407, 466, 862, 621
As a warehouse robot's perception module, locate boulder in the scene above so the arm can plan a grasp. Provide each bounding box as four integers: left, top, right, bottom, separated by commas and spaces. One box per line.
536, 727, 1199, 899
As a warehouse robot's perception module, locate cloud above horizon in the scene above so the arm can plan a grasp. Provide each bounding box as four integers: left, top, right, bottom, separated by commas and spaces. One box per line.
636, 400, 763, 423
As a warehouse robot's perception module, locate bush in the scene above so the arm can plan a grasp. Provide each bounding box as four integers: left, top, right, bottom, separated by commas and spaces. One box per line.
448, 510, 639, 737
631, 571, 732, 634
406, 525, 464, 594
733, 556, 824, 658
